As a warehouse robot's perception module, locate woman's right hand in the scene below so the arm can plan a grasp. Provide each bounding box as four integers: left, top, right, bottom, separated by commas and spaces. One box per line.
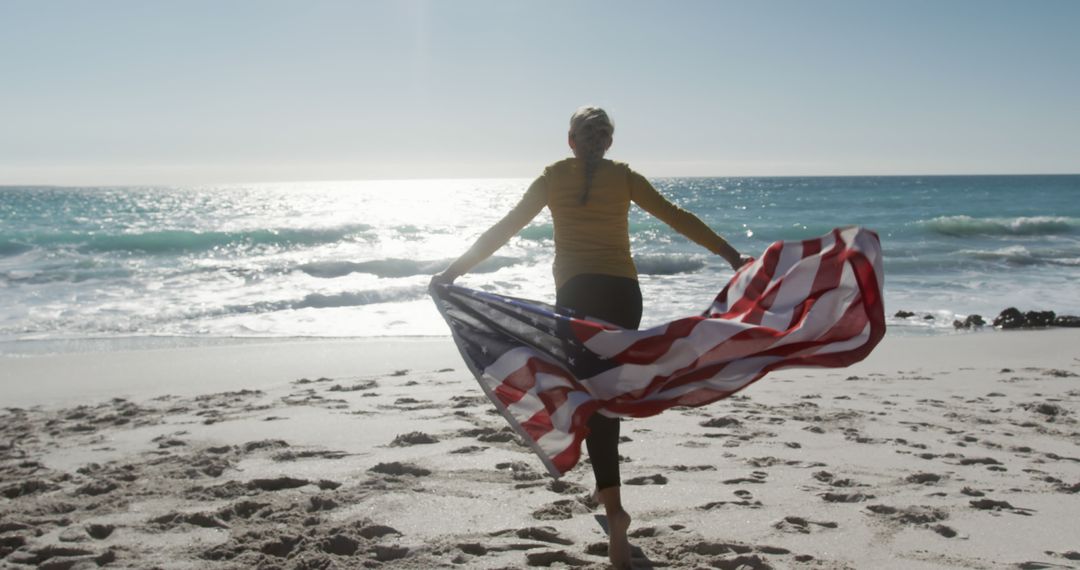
429, 272, 457, 289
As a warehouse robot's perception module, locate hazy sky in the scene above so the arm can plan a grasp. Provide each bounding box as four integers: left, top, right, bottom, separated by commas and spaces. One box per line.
2, 0, 1078, 185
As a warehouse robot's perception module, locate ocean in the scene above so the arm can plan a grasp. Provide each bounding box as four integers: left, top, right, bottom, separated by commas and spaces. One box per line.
1, 175, 1078, 355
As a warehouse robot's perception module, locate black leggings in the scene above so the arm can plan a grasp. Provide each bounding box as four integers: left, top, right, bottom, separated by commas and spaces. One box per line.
556, 273, 642, 490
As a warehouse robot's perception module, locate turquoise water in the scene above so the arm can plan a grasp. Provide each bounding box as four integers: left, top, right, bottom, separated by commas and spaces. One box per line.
1, 175, 1078, 352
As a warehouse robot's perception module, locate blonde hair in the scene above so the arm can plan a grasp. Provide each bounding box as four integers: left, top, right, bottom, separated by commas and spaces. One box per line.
569, 106, 614, 205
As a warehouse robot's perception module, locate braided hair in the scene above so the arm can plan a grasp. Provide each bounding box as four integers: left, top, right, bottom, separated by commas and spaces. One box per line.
569, 106, 614, 205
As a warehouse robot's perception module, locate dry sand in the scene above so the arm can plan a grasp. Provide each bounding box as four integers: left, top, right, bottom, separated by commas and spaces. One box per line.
2, 329, 1078, 569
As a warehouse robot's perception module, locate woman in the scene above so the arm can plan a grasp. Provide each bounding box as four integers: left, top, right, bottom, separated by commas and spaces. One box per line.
432, 106, 748, 569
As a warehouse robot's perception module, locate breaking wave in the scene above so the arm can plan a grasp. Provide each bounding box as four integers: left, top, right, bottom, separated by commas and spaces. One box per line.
958, 245, 1080, 266
298, 256, 520, 278
228, 286, 429, 314
1, 225, 373, 255
634, 254, 707, 275
922, 215, 1077, 237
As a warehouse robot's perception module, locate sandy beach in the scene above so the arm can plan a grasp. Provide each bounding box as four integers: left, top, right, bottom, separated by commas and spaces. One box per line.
2, 329, 1078, 569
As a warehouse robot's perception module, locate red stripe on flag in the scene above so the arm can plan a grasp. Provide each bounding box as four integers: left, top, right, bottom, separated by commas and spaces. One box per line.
519, 408, 555, 444
741, 276, 782, 326
570, 318, 607, 344
719, 241, 783, 319
614, 316, 705, 365
548, 400, 602, 474
608, 270, 881, 412
534, 384, 570, 421
786, 236, 843, 331
493, 357, 583, 408
494, 367, 536, 407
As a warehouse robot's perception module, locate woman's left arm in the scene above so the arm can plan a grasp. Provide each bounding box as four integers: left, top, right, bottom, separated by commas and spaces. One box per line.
629, 170, 747, 269
432, 177, 547, 285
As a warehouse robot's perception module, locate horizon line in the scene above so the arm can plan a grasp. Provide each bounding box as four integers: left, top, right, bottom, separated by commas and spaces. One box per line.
3, 171, 1079, 189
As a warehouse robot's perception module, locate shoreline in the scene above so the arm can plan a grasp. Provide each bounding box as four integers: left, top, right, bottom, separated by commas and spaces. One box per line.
2, 329, 1078, 568
3, 328, 1077, 409
0, 317, 1061, 356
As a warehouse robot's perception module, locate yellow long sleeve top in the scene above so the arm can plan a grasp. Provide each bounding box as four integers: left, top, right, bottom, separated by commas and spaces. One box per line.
452, 158, 737, 289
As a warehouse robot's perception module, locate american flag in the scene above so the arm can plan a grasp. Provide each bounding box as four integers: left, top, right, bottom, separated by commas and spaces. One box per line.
430, 226, 885, 477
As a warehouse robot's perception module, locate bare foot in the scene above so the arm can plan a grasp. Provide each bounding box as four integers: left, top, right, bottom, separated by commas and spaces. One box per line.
607, 509, 632, 569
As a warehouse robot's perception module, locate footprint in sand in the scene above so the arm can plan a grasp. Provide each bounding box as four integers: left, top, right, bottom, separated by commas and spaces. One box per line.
74, 480, 118, 497
457, 542, 489, 556
866, 504, 961, 538
515, 526, 574, 545
368, 462, 431, 477
905, 472, 945, 485
969, 498, 1036, 515
272, 449, 349, 461
678, 541, 796, 569
449, 395, 487, 408
624, 474, 667, 485
774, 515, 839, 533
449, 445, 487, 454
2, 545, 116, 568
821, 492, 874, 503
327, 380, 378, 392
246, 477, 311, 491
700, 416, 742, 429
957, 456, 1004, 471
389, 431, 439, 446
931, 524, 958, 538
1053, 481, 1080, 493
150, 511, 230, 530
241, 439, 290, 453
202, 519, 405, 564
722, 470, 768, 484
531, 499, 589, 521
1045, 551, 1080, 563
546, 480, 588, 494
293, 377, 332, 385
628, 526, 664, 538
525, 549, 590, 567
866, 504, 949, 525
460, 426, 522, 445
85, 523, 115, 540
496, 461, 544, 482
672, 464, 717, 472
389, 397, 437, 411
812, 470, 866, 488
700, 494, 764, 510
307, 495, 339, 512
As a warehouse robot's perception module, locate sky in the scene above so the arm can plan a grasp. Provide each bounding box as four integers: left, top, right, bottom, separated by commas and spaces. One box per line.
1, 0, 1078, 185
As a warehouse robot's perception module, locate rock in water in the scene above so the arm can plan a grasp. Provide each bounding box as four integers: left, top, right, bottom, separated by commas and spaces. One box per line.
953, 314, 985, 329
993, 307, 1026, 329
894, 310, 915, 318
1024, 310, 1055, 327
1053, 315, 1080, 327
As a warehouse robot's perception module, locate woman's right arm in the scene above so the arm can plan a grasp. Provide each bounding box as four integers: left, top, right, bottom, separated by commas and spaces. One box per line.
629, 171, 747, 269
432, 176, 547, 285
